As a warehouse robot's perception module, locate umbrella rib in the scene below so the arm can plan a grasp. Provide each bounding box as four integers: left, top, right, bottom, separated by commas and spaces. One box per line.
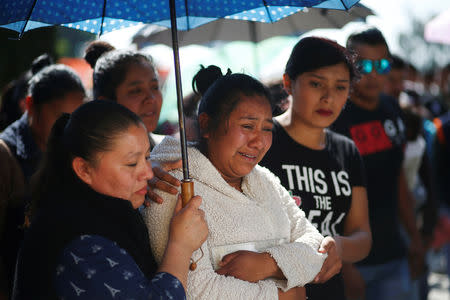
184, 0, 191, 30
262, 0, 274, 23
99, 0, 107, 36
339, 0, 349, 11
19, 0, 38, 39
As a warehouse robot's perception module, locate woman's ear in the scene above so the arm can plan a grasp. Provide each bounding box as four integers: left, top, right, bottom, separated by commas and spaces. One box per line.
198, 112, 211, 139
25, 95, 35, 117
282, 73, 293, 95
72, 157, 94, 185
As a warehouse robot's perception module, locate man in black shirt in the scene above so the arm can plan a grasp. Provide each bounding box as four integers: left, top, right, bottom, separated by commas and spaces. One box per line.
331, 27, 425, 300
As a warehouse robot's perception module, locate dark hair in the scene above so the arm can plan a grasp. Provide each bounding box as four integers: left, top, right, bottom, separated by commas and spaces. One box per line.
267, 81, 289, 117
285, 36, 358, 83
84, 40, 116, 69
31, 53, 54, 75
31, 100, 143, 211
0, 75, 29, 130
346, 27, 390, 54
197, 69, 271, 133
192, 65, 231, 96
28, 64, 85, 110
183, 92, 201, 118
390, 54, 406, 70
93, 50, 155, 101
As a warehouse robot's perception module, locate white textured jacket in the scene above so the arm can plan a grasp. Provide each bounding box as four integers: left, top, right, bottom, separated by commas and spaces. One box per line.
143, 136, 326, 299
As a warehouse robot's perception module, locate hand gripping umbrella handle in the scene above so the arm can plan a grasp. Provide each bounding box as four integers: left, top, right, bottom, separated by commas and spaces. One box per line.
180, 178, 204, 271
181, 179, 194, 207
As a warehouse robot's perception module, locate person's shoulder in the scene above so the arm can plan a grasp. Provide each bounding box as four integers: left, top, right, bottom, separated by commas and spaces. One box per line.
245, 165, 290, 206
327, 130, 360, 156
331, 101, 356, 129
150, 135, 182, 162
0, 124, 16, 149
252, 165, 282, 191
267, 118, 289, 146
327, 130, 355, 145
0, 138, 12, 157
0, 138, 21, 175
0, 113, 26, 142
149, 132, 165, 146
379, 93, 402, 114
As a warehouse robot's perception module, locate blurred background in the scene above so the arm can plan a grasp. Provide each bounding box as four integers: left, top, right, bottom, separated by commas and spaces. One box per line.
0, 0, 449, 298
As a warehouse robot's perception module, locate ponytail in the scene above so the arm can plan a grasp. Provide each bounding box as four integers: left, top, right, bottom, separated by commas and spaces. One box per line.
30, 113, 73, 215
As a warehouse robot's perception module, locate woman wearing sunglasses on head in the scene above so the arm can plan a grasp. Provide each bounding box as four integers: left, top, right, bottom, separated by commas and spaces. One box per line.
259, 37, 372, 300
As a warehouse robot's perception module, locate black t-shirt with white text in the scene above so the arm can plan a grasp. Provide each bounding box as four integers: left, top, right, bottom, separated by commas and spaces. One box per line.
260, 120, 366, 300
331, 94, 407, 266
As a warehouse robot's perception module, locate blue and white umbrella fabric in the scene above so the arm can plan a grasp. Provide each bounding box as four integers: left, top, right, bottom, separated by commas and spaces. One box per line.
0, 0, 361, 203
0, 0, 360, 37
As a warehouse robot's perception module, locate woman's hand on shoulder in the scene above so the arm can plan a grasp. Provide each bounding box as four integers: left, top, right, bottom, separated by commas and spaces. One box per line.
168, 194, 208, 253
313, 236, 343, 283
146, 160, 182, 205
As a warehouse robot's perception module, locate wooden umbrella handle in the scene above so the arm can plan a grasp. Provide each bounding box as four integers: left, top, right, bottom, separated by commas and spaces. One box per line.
181, 179, 194, 207
181, 178, 204, 271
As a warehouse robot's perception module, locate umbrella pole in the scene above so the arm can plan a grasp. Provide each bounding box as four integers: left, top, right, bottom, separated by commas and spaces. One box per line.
169, 0, 194, 207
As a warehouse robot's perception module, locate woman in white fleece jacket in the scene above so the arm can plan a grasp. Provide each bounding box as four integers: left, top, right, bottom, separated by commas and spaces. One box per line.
143, 72, 326, 300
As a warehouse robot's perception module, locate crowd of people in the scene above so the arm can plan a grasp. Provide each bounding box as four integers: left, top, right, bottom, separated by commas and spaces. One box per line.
0, 26, 449, 300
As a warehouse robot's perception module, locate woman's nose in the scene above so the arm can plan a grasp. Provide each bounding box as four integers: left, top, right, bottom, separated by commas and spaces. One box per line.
143, 90, 155, 101
249, 131, 264, 149
321, 88, 331, 102
140, 161, 154, 181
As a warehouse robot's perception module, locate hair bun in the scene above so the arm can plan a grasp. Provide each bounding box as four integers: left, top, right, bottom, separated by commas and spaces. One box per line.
192, 65, 231, 96
31, 53, 54, 75
84, 41, 116, 69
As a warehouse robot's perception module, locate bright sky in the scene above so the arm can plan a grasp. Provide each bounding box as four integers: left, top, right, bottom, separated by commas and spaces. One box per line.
359, 0, 449, 53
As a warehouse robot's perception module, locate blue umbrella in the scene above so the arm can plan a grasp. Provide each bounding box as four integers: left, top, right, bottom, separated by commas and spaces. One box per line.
1, 0, 360, 36
0, 0, 361, 204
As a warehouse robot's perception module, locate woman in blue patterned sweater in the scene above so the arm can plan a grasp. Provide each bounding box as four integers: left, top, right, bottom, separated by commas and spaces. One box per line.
12, 100, 208, 299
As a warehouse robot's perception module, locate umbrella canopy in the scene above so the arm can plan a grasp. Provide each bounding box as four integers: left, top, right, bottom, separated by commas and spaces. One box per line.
132, 3, 372, 48
424, 8, 450, 45
0, 0, 361, 37
0, 0, 362, 203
